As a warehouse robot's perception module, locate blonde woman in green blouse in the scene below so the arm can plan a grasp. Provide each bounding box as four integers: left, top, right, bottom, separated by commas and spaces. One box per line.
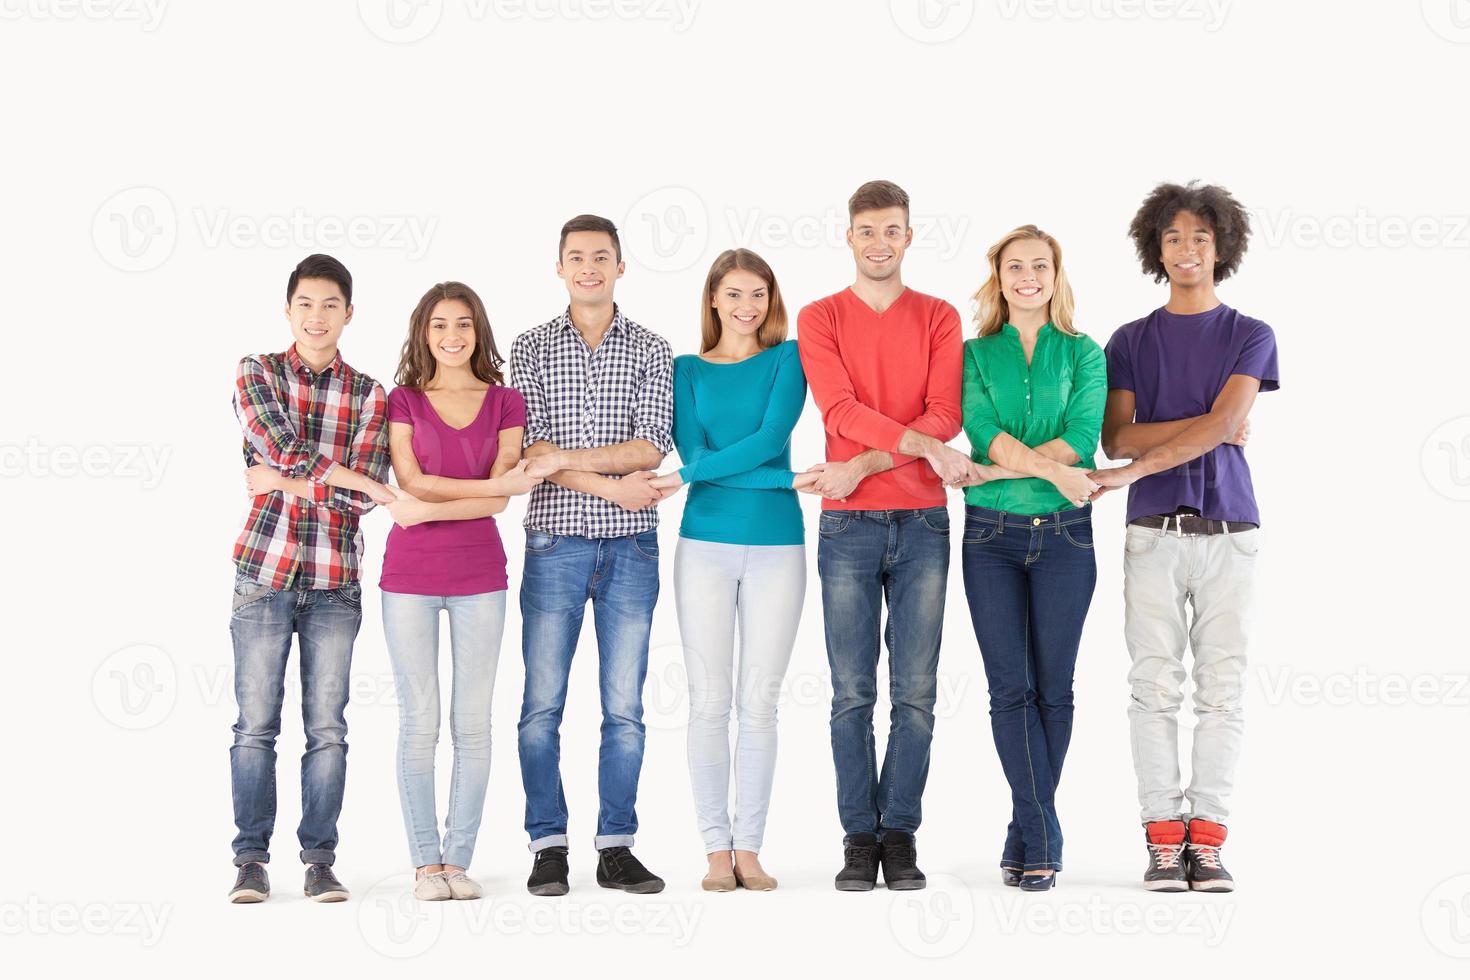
958, 225, 1106, 892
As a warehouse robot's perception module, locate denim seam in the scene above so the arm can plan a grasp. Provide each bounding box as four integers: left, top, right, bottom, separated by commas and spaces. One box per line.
1021, 610, 1051, 868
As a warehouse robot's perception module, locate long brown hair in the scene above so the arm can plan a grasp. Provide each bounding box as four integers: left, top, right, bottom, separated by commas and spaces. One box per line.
699, 249, 788, 353
972, 225, 1078, 338
394, 281, 505, 388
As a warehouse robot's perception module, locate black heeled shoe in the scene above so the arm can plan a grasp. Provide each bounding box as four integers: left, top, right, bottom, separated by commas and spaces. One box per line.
1018, 872, 1056, 892
1001, 867, 1023, 887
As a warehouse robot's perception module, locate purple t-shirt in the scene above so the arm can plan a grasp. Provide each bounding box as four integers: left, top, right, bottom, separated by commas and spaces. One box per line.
1104, 304, 1279, 526
380, 385, 527, 596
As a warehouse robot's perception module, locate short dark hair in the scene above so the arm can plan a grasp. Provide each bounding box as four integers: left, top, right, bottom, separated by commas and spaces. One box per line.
558, 214, 621, 263
287, 253, 353, 305
1128, 181, 1250, 284
848, 180, 910, 225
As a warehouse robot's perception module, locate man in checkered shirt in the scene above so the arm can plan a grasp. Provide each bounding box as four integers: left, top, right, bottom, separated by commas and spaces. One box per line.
511, 215, 674, 896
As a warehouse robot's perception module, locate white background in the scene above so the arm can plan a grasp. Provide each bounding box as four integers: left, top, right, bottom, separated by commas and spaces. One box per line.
3, 0, 1468, 973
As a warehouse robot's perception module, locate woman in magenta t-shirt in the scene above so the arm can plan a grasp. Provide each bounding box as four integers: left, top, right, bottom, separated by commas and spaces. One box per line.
379, 281, 541, 902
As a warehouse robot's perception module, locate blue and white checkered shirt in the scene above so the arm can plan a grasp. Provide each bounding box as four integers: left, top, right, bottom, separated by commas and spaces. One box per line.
511, 306, 674, 538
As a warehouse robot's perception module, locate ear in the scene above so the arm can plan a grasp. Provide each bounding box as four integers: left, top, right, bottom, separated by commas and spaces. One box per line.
845, 227, 855, 248
342, 303, 354, 325
903, 226, 914, 248
615, 260, 625, 280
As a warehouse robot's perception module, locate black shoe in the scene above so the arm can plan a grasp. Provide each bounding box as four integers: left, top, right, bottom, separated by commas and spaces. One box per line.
834, 832, 881, 892
1185, 819, 1235, 893
1019, 872, 1056, 892
1142, 820, 1189, 892
303, 863, 349, 902
879, 830, 926, 891
527, 846, 570, 896
229, 862, 270, 903
596, 847, 665, 894
1001, 867, 1023, 887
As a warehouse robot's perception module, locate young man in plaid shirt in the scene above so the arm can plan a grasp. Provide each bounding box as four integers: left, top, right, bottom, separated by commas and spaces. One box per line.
512, 215, 674, 897
226, 254, 393, 904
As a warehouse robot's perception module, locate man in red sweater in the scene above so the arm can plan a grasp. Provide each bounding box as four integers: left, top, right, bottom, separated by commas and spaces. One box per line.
797, 180, 972, 892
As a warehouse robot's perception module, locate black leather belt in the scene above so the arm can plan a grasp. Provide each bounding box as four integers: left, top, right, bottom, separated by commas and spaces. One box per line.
1129, 512, 1258, 535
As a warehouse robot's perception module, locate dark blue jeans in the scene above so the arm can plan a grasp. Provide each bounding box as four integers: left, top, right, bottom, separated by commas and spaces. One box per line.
517, 529, 660, 852
817, 507, 949, 838
229, 569, 362, 867
960, 505, 1096, 872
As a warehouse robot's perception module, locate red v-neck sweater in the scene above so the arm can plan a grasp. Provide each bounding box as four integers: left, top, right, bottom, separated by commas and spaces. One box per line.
796, 286, 962, 510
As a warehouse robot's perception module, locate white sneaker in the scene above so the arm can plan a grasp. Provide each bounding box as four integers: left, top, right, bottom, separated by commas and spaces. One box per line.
413, 871, 451, 901
444, 870, 483, 900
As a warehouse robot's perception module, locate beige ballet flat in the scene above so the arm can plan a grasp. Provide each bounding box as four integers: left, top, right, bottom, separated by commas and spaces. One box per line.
701, 871, 737, 892
734, 866, 777, 891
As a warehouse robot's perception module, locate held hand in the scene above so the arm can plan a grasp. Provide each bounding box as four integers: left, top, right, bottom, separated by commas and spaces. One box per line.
1086, 466, 1135, 502
1051, 465, 1102, 510
611, 471, 663, 511
365, 480, 398, 507
1228, 416, 1251, 448
927, 444, 975, 488
648, 471, 685, 496
245, 454, 279, 496
385, 485, 434, 528
497, 459, 544, 496
523, 452, 563, 480
792, 471, 822, 494
812, 459, 864, 501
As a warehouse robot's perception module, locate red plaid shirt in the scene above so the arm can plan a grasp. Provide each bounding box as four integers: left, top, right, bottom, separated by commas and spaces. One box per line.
232, 344, 389, 590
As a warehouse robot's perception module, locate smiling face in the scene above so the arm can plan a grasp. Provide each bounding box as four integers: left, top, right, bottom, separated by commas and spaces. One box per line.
425, 297, 476, 372
998, 238, 1056, 320
285, 277, 352, 361
557, 230, 624, 304
1160, 209, 1217, 287
847, 205, 912, 282
711, 268, 770, 342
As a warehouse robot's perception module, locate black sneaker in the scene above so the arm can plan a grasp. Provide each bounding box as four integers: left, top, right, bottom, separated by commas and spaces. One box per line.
228, 862, 270, 903
528, 846, 570, 896
879, 830, 926, 891
1142, 820, 1189, 892
834, 832, 881, 892
595, 847, 665, 894
1185, 819, 1235, 893
303, 863, 349, 902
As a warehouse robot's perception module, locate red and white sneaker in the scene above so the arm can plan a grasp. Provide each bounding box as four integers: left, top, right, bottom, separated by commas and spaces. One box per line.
1185, 819, 1235, 892
1142, 819, 1189, 892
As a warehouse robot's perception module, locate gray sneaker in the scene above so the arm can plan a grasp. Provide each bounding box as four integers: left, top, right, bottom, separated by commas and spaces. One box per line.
304, 863, 350, 902
413, 871, 452, 902
444, 870, 483, 900
229, 862, 270, 903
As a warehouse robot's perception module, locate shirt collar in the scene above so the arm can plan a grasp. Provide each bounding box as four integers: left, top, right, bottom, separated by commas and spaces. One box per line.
286, 342, 343, 379
558, 304, 626, 337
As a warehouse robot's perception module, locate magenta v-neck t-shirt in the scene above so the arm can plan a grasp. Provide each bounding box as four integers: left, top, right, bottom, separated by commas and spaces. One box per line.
380, 384, 527, 596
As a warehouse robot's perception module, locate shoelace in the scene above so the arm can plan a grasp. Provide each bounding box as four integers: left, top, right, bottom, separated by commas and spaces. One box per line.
1188, 844, 1222, 870
845, 842, 879, 866
884, 843, 917, 864
1147, 842, 1184, 870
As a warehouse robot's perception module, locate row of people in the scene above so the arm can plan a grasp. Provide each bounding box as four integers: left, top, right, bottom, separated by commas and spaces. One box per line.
225, 178, 1279, 904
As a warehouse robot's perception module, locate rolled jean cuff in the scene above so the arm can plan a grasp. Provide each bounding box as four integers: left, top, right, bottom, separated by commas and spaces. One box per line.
299, 848, 335, 866
1022, 860, 1062, 872
234, 850, 269, 867
704, 841, 735, 855
595, 834, 635, 850
732, 840, 763, 854
528, 834, 569, 854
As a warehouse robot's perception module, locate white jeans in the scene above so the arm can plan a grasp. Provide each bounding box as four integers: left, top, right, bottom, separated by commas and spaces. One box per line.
673, 538, 805, 854
1123, 523, 1259, 823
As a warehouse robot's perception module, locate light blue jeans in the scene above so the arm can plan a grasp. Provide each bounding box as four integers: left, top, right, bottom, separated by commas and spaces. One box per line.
382, 590, 507, 870
674, 538, 805, 854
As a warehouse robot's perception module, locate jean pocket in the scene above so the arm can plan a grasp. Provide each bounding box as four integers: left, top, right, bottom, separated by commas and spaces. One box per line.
526, 530, 560, 554
817, 511, 852, 537
917, 506, 950, 534
328, 581, 363, 609
632, 529, 660, 561
1123, 525, 1161, 556
1060, 521, 1095, 550
962, 515, 997, 545
231, 572, 276, 613
1225, 527, 1261, 557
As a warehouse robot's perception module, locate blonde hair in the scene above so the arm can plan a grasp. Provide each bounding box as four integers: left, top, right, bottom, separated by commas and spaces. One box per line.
972, 225, 1078, 338
699, 249, 788, 353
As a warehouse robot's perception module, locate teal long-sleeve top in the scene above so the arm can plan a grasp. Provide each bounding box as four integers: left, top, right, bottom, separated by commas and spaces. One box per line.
672, 339, 806, 545
962, 322, 1107, 515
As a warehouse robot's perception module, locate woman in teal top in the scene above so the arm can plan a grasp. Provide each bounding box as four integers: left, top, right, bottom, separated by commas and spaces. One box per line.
650, 249, 814, 893
959, 225, 1106, 891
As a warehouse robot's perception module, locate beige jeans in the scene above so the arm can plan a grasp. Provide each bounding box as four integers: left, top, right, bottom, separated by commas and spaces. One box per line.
1123, 521, 1260, 823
